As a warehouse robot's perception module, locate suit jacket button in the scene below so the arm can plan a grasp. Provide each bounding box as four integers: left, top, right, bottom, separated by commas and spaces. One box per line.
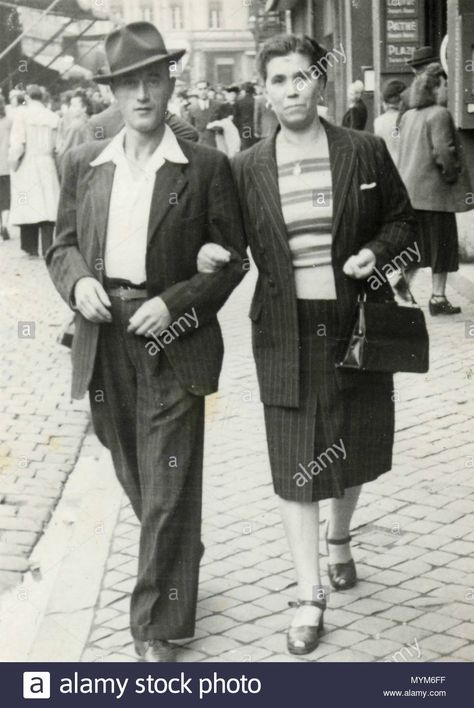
258, 244, 265, 254
268, 278, 275, 286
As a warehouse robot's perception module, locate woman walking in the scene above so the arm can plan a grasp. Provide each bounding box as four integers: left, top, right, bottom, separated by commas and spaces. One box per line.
397, 65, 473, 314
9, 84, 59, 258
197, 34, 416, 655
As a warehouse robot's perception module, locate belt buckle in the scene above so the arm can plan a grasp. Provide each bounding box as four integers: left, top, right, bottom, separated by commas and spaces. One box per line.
119, 286, 128, 301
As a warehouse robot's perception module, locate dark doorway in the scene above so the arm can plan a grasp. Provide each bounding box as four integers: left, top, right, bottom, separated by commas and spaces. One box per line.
424, 0, 448, 56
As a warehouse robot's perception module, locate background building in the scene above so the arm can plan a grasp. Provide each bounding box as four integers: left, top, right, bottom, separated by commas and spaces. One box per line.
111, 0, 257, 85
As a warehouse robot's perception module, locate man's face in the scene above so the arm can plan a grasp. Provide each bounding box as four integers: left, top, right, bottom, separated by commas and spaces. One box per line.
196, 82, 208, 100
265, 52, 322, 131
69, 96, 86, 118
112, 64, 174, 133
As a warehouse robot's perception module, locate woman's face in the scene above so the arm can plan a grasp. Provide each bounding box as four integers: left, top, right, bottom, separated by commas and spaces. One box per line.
264, 52, 322, 132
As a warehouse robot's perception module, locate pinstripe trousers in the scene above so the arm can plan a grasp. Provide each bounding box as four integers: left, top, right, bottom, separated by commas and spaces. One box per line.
89, 296, 204, 641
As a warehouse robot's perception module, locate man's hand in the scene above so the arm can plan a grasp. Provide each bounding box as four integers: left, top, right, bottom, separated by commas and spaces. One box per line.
197, 243, 231, 274
343, 248, 376, 279
74, 277, 112, 323
127, 296, 172, 337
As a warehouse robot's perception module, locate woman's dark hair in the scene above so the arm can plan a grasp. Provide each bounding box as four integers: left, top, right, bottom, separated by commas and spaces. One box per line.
73, 89, 93, 116
26, 84, 44, 101
382, 79, 406, 104
257, 34, 330, 86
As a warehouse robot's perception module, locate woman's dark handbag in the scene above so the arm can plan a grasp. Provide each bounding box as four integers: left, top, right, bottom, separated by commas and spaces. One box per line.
336, 285, 429, 374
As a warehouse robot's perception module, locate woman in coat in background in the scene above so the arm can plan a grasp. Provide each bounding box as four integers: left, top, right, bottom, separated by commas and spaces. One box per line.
9, 84, 60, 258
197, 34, 416, 656
397, 65, 473, 315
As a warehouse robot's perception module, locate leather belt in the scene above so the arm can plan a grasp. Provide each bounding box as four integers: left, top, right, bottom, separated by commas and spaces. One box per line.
107, 286, 148, 301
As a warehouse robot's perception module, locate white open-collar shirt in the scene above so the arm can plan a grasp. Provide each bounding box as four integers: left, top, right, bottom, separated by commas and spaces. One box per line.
90, 124, 189, 285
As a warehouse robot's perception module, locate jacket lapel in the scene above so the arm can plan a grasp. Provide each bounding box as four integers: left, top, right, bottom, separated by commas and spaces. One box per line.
321, 119, 357, 240
250, 135, 291, 258
147, 160, 189, 245
90, 161, 116, 254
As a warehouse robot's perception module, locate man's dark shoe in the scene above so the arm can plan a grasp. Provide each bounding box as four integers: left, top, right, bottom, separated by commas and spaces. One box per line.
134, 639, 176, 662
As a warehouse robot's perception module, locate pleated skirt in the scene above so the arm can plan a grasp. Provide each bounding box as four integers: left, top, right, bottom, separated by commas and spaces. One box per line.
263, 300, 395, 502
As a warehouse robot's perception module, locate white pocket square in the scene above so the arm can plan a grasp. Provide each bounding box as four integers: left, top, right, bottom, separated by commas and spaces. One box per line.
360, 182, 376, 190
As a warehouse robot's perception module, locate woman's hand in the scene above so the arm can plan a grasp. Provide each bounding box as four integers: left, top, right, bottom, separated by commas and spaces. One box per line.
343, 248, 376, 279
197, 243, 231, 273
127, 296, 172, 337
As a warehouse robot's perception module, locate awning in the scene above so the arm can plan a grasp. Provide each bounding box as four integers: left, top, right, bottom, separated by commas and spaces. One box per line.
265, 0, 300, 11
1, 0, 108, 20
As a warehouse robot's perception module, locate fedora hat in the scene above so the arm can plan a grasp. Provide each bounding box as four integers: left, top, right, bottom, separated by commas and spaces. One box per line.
93, 22, 186, 84
407, 46, 439, 68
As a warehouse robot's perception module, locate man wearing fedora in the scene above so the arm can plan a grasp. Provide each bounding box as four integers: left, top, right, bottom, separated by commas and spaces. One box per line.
47, 22, 246, 661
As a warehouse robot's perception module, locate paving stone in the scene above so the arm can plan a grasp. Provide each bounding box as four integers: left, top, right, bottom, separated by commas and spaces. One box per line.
446, 622, 474, 642
324, 628, 369, 648
317, 648, 373, 662
411, 612, 463, 632
185, 635, 242, 656
356, 638, 405, 658
347, 616, 395, 637
419, 634, 467, 654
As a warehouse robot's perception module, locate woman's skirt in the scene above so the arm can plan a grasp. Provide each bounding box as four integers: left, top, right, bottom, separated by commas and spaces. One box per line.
414, 210, 459, 274
263, 300, 395, 503
0, 175, 11, 212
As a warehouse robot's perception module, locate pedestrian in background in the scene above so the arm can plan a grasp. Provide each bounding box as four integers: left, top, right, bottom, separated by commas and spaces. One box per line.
342, 80, 367, 130
56, 90, 93, 174
9, 84, 59, 258
234, 81, 256, 150
374, 79, 406, 165
0, 95, 12, 240
397, 65, 473, 315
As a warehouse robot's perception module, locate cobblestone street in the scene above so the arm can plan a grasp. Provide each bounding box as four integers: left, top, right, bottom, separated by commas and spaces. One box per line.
0, 233, 91, 592
1, 230, 474, 662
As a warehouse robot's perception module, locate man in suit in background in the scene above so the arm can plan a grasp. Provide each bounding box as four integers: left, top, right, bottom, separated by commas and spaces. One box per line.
47, 22, 246, 661
188, 79, 224, 147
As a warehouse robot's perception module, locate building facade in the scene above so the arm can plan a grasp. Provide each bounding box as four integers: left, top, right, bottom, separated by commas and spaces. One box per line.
110, 0, 257, 85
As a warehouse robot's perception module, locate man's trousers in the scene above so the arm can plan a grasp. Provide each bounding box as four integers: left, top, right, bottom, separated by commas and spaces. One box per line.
89, 296, 205, 641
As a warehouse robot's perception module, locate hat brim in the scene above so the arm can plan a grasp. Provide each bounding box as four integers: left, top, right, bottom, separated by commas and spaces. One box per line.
407, 55, 439, 67
93, 49, 186, 84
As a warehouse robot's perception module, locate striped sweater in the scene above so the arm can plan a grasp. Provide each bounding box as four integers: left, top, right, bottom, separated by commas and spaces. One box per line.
276, 130, 336, 299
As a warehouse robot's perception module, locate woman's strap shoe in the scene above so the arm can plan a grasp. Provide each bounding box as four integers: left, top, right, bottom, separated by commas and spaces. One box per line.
429, 296, 461, 316
287, 599, 326, 655
326, 532, 358, 591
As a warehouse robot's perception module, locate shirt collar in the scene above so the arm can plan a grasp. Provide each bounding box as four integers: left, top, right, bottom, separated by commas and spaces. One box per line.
90, 124, 189, 173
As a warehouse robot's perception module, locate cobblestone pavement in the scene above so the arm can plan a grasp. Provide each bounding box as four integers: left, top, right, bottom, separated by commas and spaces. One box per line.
0, 232, 91, 593
79, 266, 474, 663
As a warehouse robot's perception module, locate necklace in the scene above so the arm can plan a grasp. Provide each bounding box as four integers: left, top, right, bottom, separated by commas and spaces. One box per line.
293, 162, 302, 176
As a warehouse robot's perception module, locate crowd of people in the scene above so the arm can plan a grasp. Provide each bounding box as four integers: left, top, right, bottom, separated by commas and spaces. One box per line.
0, 76, 281, 257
